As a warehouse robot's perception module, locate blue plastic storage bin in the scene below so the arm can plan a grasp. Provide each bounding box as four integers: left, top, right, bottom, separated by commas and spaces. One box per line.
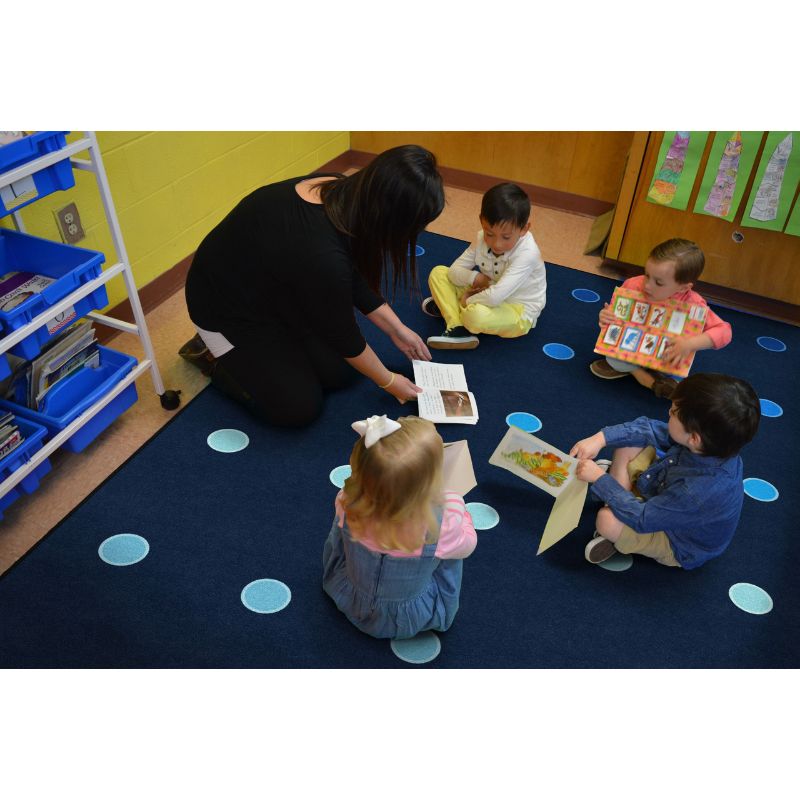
0, 345, 138, 454
0, 132, 75, 217
0, 228, 107, 359
0, 416, 52, 520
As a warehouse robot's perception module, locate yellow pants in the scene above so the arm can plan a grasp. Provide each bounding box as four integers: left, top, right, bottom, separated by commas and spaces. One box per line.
428, 265, 532, 338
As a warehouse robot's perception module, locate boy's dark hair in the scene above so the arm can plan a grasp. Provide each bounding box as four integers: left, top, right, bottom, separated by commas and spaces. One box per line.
649, 238, 705, 284
480, 183, 531, 229
671, 373, 760, 458
319, 145, 445, 295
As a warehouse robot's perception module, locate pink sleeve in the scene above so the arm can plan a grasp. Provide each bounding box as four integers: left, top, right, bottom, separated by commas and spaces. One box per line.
701, 304, 732, 349
434, 491, 477, 560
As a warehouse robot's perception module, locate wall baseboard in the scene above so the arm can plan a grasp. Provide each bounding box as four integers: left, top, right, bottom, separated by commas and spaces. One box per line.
321, 150, 614, 218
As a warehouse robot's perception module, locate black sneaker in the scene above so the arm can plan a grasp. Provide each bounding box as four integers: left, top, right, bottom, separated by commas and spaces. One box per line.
585, 535, 617, 564
421, 296, 443, 318
427, 326, 479, 350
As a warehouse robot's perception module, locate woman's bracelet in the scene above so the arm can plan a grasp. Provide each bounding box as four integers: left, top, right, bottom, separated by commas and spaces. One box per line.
377, 372, 395, 390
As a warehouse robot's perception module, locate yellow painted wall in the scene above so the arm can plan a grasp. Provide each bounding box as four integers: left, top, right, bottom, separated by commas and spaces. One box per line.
2, 131, 350, 308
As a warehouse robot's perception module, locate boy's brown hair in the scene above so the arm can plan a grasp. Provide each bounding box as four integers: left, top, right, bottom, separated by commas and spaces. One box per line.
649, 238, 705, 284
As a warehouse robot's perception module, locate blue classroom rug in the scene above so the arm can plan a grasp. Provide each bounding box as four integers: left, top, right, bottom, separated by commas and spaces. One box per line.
0, 231, 798, 668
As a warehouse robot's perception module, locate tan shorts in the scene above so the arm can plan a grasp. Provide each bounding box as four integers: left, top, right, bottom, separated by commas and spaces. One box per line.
614, 446, 681, 568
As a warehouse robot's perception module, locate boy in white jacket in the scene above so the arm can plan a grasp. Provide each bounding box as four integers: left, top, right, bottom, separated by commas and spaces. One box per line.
424, 183, 547, 350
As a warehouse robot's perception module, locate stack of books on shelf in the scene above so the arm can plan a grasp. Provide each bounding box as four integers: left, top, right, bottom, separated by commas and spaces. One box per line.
0, 269, 56, 313
4, 320, 98, 410
0, 410, 23, 459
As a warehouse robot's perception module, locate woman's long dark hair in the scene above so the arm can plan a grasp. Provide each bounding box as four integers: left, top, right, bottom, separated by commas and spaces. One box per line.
318, 145, 445, 295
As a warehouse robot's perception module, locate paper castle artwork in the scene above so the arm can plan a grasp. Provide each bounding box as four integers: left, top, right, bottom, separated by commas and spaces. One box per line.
647, 131, 690, 206
594, 287, 707, 378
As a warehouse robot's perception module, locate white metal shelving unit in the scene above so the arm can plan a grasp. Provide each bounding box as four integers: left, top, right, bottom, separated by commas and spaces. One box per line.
0, 131, 180, 502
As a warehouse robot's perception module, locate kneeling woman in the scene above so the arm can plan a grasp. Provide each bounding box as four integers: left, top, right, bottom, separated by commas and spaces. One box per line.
183, 145, 445, 427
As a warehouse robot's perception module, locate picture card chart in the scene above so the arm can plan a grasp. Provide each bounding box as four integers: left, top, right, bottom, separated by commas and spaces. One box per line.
593, 287, 707, 377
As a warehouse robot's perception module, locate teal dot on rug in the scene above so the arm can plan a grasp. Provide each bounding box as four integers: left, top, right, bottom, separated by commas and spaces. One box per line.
391, 631, 441, 664
572, 288, 600, 303
329, 464, 351, 488
756, 336, 786, 352
729, 583, 773, 615
759, 399, 783, 418
241, 579, 292, 614
599, 553, 633, 572
98, 534, 150, 566
466, 502, 499, 529
542, 342, 574, 360
207, 429, 249, 453
506, 412, 542, 433
743, 478, 779, 502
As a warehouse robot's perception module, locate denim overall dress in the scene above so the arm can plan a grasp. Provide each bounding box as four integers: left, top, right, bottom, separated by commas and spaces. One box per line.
322, 509, 463, 640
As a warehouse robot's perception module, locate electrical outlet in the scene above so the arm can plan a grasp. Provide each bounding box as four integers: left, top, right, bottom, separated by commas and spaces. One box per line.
55, 202, 86, 245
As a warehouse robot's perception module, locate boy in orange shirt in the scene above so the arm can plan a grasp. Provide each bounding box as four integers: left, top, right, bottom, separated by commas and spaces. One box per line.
591, 238, 731, 399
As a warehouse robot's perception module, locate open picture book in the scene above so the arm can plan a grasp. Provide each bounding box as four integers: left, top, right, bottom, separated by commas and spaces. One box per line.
594, 286, 708, 378
489, 426, 589, 554
412, 360, 478, 424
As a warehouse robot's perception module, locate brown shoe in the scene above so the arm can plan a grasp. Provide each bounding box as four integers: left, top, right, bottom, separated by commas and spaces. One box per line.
652, 375, 678, 399
590, 358, 628, 379
179, 333, 216, 376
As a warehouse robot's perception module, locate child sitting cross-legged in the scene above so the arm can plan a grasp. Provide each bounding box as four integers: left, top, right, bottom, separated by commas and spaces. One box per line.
569, 373, 760, 569
591, 238, 731, 399
423, 182, 546, 350
322, 415, 477, 639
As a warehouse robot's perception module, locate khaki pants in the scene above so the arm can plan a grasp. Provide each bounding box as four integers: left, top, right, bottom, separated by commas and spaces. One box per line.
614, 446, 681, 568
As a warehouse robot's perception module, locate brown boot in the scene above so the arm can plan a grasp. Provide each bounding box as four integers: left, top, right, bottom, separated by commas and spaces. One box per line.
652, 375, 678, 399
179, 333, 216, 376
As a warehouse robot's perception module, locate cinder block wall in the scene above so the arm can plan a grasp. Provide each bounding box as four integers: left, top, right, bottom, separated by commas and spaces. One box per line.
2, 131, 350, 307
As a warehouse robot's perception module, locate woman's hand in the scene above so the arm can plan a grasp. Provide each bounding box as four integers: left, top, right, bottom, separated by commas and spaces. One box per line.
599, 303, 616, 327
382, 373, 424, 405
390, 324, 431, 362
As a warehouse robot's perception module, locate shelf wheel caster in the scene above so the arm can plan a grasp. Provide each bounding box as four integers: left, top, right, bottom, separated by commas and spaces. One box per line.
160, 389, 182, 410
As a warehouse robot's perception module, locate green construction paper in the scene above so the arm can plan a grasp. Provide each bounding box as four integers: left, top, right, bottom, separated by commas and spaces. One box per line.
646, 131, 709, 210
740, 132, 800, 231
784, 196, 800, 237
693, 131, 764, 221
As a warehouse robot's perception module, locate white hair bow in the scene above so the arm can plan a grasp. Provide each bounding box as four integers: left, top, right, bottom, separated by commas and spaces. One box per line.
351, 414, 401, 448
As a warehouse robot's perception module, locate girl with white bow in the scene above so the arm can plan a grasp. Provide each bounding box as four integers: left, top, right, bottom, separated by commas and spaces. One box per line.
322, 414, 477, 640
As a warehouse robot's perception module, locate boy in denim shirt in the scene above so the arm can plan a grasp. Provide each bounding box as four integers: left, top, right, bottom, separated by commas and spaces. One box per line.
570, 373, 760, 569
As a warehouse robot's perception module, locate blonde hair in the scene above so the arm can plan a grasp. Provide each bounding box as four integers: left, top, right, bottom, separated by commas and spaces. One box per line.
342, 416, 444, 552
649, 238, 705, 284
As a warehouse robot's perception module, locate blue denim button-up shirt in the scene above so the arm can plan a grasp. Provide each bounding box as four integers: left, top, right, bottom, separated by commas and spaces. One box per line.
591, 416, 744, 569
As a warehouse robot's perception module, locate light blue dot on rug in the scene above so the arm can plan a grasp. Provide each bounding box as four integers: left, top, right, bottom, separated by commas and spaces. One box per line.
329, 464, 351, 488
98, 534, 150, 566
599, 553, 633, 572
407, 244, 425, 257
572, 288, 600, 303
207, 429, 249, 453
466, 502, 499, 530
743, 478, 779, 502
241, 579, 292, 614
506, 412, 542, 433
729, 583, 773, 615
757, 336, 786, 352
543, 342, 574, 360
759, 399, 783, 418
391, 631, 441, 664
